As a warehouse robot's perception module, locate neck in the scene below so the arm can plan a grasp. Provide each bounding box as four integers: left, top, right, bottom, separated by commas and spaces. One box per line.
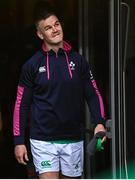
44, 41, 63, 53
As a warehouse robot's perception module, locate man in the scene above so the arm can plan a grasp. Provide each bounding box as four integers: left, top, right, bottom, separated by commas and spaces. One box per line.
13, 8, 106, 179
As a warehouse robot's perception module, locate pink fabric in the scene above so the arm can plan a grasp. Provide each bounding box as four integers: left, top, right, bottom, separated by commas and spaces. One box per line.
91, 80, 105, 118
13, 86, 24, 136
63, 41, 71, 51
64, 52, 73, 79
46, 52, 50, 80
42, 41, 71, 52
42, 41, 72, 80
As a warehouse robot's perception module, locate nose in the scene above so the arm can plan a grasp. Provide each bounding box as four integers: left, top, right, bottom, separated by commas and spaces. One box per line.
52, 26, 57, 32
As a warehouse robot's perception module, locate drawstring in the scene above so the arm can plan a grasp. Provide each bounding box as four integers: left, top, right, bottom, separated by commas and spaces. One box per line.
64, 52, 72, 79
46, 52, 50, 80
46, 51, 72, 80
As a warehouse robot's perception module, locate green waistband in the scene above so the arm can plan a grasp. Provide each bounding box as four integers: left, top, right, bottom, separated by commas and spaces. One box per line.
48, 140, 81, 144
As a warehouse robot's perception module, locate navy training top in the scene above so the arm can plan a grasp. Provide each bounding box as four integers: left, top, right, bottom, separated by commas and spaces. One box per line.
13, 41, 105, 145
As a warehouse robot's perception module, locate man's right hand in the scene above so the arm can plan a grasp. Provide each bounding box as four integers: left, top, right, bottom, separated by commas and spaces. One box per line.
14, 144, 29, 165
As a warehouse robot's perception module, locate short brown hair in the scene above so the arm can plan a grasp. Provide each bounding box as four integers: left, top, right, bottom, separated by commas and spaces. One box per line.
33, 1, 56, 28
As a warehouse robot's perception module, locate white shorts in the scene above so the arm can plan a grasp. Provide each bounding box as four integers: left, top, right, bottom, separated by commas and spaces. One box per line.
30, 139, 84, 177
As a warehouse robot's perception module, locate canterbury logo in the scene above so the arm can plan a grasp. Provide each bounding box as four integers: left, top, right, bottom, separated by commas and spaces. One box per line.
39, 66, 46, 73
41, 160, 51, 168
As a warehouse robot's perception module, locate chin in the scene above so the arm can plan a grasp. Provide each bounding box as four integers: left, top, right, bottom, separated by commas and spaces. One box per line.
53, 36, 63, 43
53, 39, 63, 45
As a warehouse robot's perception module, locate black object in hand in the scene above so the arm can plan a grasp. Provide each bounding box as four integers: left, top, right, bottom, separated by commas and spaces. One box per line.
86, 131, 106, 156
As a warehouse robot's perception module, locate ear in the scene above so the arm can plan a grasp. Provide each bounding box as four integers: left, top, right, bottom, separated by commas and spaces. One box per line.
36, 30, 44, 40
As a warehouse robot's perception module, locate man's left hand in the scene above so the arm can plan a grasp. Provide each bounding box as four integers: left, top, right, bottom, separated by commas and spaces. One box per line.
94, 124, 106, 143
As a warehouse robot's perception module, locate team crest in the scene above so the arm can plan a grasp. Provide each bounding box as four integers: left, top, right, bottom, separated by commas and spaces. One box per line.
69, 61, 75, 70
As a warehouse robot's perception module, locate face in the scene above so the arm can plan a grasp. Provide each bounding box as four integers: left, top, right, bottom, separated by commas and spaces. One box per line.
37, 15, 63, 48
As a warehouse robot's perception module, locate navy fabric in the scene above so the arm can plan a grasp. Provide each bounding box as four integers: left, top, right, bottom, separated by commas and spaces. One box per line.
14, 42, 105, 145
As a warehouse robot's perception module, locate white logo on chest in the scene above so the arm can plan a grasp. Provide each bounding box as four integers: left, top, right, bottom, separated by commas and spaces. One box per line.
39, 66, 46, 73
69, 61, 75, 70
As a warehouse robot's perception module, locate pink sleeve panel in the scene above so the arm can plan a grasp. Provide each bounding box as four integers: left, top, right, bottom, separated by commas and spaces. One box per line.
91, 79, 105, 118
13, 86, 24, 136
